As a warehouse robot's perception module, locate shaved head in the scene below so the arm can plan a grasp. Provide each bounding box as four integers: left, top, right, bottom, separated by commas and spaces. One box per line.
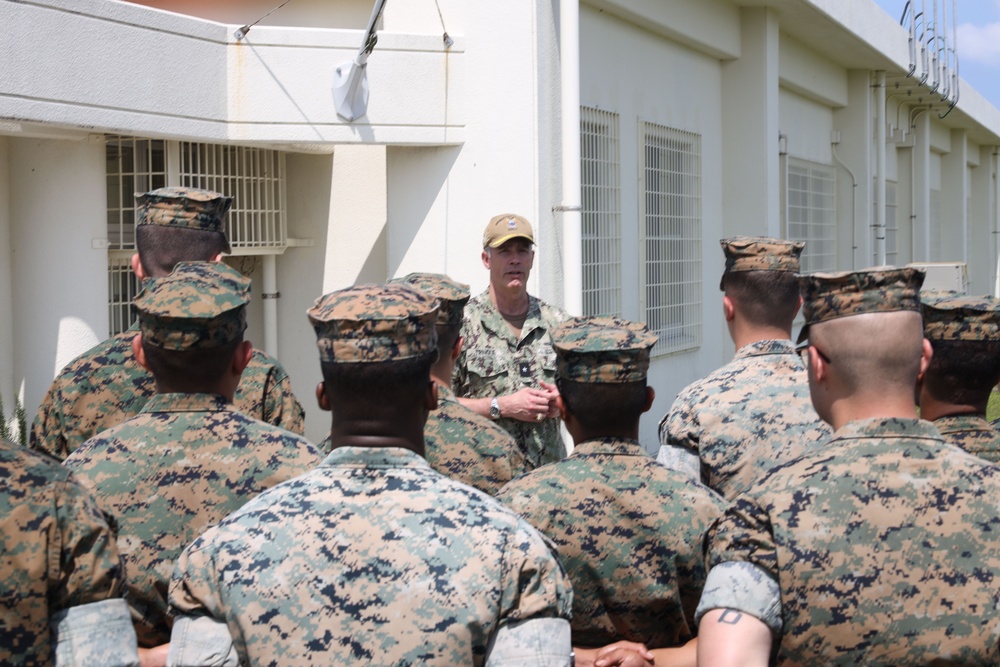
810, 311, 925, 396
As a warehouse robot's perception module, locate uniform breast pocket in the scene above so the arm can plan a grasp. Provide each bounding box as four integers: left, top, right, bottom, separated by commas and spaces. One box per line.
467, 348, 509, 383
539, 346, 558, 381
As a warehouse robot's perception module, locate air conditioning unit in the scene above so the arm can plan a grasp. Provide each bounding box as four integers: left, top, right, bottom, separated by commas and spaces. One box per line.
906, 262, 969, 294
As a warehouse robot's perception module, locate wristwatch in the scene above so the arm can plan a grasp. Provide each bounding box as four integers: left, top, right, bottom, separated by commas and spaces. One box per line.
489, 396, 502, 420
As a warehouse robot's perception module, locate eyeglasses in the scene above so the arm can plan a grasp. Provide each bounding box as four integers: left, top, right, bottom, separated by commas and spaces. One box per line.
795, 342, 831, 366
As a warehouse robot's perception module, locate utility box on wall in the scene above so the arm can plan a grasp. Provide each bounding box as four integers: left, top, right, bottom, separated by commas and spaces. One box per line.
906, 262, 969, 294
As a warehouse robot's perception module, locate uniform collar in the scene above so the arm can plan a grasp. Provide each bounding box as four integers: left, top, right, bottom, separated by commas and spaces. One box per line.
830, 417, 942, 443
477, 290, 544, 344
933, 413, 993, 433
321, 445, 432, 469
570, 436, 649, 458
733, 339, 796, 359
140, 393, 232, 414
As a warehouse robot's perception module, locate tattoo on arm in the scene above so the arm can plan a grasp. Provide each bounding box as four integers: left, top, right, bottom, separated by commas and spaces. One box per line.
718, 609, 744, 625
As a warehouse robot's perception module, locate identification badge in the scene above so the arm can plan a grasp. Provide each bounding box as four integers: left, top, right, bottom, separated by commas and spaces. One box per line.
519, 361, 531, 377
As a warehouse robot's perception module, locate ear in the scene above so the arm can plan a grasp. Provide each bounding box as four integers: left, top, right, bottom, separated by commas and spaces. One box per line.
722, 295, 736, 323
315, 382, 331, 412
232, 341, 253, 375
642, 386, 656, 414
131, 253, 148, 282
451, 335, 463, 362
481, 249, 491, 269
556, 393, 570, 421
132, 333, 150, 371
425, 380, 439, 411
210, 251, 225, 263
793, 295, 804, 319
916, 338, 934, 386
809, 345, 829, 384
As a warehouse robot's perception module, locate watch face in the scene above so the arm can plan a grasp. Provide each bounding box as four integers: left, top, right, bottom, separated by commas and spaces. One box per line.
490, 398, 501, 419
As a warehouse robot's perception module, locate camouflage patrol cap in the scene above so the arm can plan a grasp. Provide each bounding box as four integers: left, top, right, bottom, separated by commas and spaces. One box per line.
720, 236, 804, 290
307, 283, 439, 363
135, 187, 233, 253
483, 213, 534, 249
552, 316, 657, 383
133, 261, 250, 350
389, 273, 471, 327
797, 266, 925, 343
921, 291, 1000, 342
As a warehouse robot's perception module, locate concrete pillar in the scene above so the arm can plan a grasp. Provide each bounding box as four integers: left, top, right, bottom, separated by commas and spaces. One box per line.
0, 137, 14, 410
969, 144, 993, 293
832, 70, 875, 269
911, 111, 932, 261
721, 7, 780, 238
940, 128, 968, 263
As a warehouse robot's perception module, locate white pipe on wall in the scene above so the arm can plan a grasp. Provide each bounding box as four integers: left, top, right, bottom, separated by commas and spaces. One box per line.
559, 0, 582, 316
875, 71, 887, 265
262, 254, 278, 357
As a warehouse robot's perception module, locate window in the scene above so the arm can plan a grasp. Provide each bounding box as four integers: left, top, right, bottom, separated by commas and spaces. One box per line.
639, 122, 702, 354
104, 137, 287, 335
580, 107, 621, 317
787, 158, 836, 272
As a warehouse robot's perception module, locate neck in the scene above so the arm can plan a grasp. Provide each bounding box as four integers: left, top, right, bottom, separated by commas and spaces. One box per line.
327, 411, 427, 457
827, 393, 920, 432
729, 322, 792, 351
429, 365, 453, 390
918, 392, 986, 422
489, 284, 530, 317
153, 381, 234, 401
327, 431, 425, 457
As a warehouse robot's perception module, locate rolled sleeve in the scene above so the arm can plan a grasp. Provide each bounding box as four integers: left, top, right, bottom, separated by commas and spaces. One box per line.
51, 598, 140, 667
486, 618, 571, 667
695, 561, 782, 633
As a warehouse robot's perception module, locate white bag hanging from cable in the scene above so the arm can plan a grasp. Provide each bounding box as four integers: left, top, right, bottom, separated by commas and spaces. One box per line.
333, 0, 389, 122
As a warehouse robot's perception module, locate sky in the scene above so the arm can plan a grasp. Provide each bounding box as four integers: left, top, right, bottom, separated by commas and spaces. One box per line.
872, 0, 1000, 110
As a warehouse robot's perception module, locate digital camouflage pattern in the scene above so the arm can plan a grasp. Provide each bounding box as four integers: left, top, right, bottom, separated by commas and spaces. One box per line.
922, 292, 1000, 341
551, 316, 656, 384
308, 283, 439, 363
168, 446, 573, 666
0, 438, 130, 665
719, 236, 803, 289
133, 262, 249, 350
63, 393, 321, 647
135, 187, 233, 253
390, 272, 470, 327
454, 291, 569, 470
498, 437, 725, 649
30, 326, 306, 460
483, 213, 535, 248
797, 266, 924, 343
933, 413, 1000, 463
702, 417, 1000, 665
424, 384, 526, 492
658, 339, 831, 500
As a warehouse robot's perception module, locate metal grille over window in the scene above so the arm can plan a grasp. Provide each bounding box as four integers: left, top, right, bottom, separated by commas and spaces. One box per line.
106, 137, 167, 250
179, 143, 287, 252
787, 158, 836, 272
639, 122, 702, 354
107, 253, 140, 335
580, 107, 622, 317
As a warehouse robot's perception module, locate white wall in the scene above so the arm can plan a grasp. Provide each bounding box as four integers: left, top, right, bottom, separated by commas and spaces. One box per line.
580, 6, 725, 448
9, 138, 108, 417
0, 137, 14, 416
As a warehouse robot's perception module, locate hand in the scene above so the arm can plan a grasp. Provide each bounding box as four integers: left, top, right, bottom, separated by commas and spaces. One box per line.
138, 644, 170, 667
538, 381, 561, 418
500, 386, 558, 423
595, 641, 655, 667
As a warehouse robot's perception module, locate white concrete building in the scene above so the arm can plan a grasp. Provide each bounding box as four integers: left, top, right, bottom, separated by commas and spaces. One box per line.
2, 0, 999, 446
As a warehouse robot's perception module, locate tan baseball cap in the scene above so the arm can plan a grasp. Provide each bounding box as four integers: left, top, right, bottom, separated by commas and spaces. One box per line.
483, 214, 534, 249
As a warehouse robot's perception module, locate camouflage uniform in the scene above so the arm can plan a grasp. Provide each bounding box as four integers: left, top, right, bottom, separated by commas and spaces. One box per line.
31, 328, 304, 460
455, 291, 568, 470
657, 237, 830, 499
699, 417, 1000, 665
31, 186, 304, 461
62, 263, 321, 647
0, 438, 140, 666
933, 414, 1000, 463
700, 268, 1000, 664
657, 339, 830, 498
168, 283, 573, 666
499, 436, 724, 648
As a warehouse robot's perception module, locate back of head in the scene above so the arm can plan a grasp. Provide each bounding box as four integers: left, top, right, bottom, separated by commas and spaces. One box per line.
134, 261, 250, 391
553, 316, 655, 434
308, 283, 440, 410
922, 292, 1000, 405
134, 187, 232, 277
801, 266, 926, 397
719, 236, 804, 329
